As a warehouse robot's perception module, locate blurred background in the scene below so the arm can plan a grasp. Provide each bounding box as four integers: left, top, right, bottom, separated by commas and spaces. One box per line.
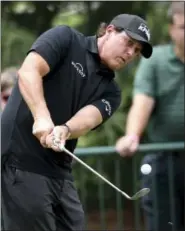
1, 1, 184, 230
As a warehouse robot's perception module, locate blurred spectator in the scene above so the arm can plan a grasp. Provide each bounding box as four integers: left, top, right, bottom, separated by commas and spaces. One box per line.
1, 67, 17, 111
116, 2, 184, 231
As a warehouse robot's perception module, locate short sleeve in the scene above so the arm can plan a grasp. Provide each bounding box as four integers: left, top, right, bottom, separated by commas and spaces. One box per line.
133, 55, 157, 98
27, 25, 72, 72
91, 81, 121, 125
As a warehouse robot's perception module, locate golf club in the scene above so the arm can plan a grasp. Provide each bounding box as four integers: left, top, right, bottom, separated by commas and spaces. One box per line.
59, 144, 150, 200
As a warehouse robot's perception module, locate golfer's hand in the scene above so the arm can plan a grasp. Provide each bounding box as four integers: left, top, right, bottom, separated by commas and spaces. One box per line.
45, 125, 71, 152
116, 135, 139, 157
32, 117, 54, 147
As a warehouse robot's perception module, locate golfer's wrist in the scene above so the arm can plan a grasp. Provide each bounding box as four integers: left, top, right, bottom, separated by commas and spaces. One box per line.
34, 112, 52, 122
32, 102, 51, 120
61, 123, 71, 137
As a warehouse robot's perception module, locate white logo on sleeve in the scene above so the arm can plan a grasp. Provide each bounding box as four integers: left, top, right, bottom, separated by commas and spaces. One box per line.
102, 99, 112, 116
71, 61, 86, 78
138, 23, 150, 41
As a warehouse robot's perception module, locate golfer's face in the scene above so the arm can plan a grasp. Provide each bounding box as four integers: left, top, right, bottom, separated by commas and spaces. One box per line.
103, 30, 142, 71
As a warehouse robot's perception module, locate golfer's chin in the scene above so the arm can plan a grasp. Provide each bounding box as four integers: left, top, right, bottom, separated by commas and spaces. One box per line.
107, 61, 126, 71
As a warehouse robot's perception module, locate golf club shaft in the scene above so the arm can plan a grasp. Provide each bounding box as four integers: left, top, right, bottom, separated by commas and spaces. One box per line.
60, 145, 130, 199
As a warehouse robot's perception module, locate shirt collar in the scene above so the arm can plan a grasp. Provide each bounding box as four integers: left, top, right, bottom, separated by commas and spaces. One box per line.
86, 35, 99, 54
85, 36, 115, 79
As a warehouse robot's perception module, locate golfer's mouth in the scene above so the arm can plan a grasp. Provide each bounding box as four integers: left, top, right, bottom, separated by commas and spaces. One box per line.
121, 58, 126, 63
118, 57, 126, 64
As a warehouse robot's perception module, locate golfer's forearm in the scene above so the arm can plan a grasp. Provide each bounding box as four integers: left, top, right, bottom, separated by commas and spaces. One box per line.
66, 105, 102, 139
18, 71, 51, 120
66, 119, 91, 139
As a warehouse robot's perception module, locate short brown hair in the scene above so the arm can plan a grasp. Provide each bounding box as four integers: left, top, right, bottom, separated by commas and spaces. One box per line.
96, 22, 124, 37
167, 1, 185, 24
96, 22, 107, 37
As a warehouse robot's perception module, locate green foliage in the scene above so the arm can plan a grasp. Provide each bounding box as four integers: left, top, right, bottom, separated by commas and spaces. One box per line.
147, 2, 171, 45
52, 2, 87, 28
53, 13, 85, 28
1, 20, 36, 70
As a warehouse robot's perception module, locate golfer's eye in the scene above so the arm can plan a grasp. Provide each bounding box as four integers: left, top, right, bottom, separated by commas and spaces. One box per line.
135, 47, 141, 54
127, 39, 141, 55
127, 39, 134, 47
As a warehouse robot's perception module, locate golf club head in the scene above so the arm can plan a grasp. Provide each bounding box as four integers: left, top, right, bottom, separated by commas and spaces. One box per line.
130, 188, 150, 200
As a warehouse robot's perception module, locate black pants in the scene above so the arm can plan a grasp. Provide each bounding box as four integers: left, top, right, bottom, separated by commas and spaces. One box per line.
1, 160, 85, 231
141, 152, 184, 231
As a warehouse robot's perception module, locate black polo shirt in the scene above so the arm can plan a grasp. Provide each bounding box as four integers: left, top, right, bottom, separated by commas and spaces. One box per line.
1, 25, 121, 178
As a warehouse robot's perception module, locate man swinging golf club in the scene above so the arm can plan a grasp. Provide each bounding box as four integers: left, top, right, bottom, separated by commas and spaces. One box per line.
1, 14, 152, 231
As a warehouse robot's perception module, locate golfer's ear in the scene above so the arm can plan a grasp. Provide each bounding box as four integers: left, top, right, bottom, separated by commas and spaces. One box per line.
106, 24, 116, 33
18, 52, 50, 78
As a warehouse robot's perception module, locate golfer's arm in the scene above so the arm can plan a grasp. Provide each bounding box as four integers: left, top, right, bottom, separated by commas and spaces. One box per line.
126, 94, 155, 138
18, 52, 51, 120
66, 105, 103, 139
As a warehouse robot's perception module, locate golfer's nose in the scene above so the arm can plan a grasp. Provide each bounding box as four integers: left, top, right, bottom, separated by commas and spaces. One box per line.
127, 47, 135, 58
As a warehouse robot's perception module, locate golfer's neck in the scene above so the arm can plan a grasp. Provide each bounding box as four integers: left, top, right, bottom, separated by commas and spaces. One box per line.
97, 36, 109, 67
97, 36, 106, 58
